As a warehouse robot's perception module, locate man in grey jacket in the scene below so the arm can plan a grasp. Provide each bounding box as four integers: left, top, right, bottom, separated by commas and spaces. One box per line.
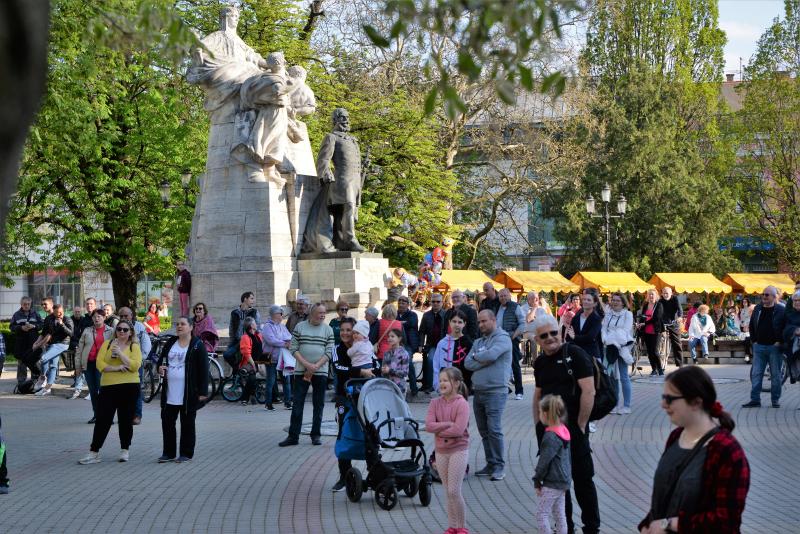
464, 309, 512, 481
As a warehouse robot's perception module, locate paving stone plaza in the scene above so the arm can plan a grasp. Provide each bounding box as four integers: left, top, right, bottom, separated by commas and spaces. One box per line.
1, 362, 798, 533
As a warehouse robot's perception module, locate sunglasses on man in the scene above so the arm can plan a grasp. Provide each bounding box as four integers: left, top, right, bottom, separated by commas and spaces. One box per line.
538, 330, 559, 340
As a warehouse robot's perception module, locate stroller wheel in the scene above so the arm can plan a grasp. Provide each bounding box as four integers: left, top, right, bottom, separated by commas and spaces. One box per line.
418, 475, 432, 507
403, 476, 419, 498
345, 468, 363, 503
374, 480, 398, 511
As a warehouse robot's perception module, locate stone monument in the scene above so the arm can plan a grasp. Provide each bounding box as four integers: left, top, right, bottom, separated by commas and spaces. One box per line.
185, 6, 387, 324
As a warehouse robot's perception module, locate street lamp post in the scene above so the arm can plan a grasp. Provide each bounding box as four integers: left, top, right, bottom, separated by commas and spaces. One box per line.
159, 171, 194, 208
585, 183, 627, 272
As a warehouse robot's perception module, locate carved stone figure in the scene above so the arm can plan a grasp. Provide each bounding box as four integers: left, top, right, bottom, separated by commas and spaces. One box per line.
302, 108, 365, 253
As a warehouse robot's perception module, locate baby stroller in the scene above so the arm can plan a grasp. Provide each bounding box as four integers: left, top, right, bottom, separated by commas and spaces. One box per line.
338, 378, 432, 511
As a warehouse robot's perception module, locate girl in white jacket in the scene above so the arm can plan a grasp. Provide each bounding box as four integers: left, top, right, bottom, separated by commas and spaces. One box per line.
601, 293, 635, 414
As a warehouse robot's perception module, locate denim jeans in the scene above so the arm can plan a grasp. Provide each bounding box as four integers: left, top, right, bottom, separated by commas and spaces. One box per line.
688, 336, 709, 358
472, 390, 507, 470
41, 343, 69, 385
406, 345, 418, 395
263, 363, 278, 404
74, 371, 86, 392
750, 343, 783, 404
85, 361, 101, 416
223, 343, 239, 370
613, 357, 632, 408
282, 374, 293, 407
288, 374, 327, 439
135, 366, 144, 418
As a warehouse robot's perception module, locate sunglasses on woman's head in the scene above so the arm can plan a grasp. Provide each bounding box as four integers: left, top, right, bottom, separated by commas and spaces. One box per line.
116, 327, 130, 333
661, 394, 684, 405
538, 330, 559, 340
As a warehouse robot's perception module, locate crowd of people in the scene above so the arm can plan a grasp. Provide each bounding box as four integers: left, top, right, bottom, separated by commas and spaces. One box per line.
7, 279, 800, 533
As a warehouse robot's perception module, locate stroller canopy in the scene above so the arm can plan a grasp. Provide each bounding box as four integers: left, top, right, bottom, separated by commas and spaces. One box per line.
357, 378, 418, 444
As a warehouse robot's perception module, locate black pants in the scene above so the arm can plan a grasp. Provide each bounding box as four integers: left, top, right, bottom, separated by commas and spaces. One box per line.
90, 383, 139, 452
536, 421, 600, 534
0, 415, 8, 487
161, 404, 196, 459
666, 326, 682, 366
643, 333, 661, 373
288, 374, 327, 439
511, 341, 524, 395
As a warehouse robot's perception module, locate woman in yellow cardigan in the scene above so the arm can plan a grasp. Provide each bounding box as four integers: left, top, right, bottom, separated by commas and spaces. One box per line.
78, 319, 142, 464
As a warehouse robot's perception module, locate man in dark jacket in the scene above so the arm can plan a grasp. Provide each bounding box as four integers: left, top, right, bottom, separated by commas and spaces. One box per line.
418, 293, 446, 393
660, 287, 683, 367
157, 316, 209, 462
9, 296, 42, 384
743, 285, 786, 408
32, 303, 74, 395
285, 296, 309, 334
223, 291, 261, 370
396, 296, 420, 395
480, 282, 500, 314
446, 290, 479, 341
497, 288, 525, 399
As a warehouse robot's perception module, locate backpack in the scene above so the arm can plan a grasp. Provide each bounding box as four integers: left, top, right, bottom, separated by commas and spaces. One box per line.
563, 343, 618, 421
14, 379, 36, 395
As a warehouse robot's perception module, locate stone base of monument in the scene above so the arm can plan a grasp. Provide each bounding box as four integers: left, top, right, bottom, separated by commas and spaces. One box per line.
297, 251, 389, 310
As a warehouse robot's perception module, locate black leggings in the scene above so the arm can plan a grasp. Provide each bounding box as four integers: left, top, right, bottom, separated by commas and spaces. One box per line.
90, 383, 139, 452
643, 333, 661, 373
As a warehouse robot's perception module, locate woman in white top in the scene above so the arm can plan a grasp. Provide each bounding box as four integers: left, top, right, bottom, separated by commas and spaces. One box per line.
601, 292, 634, 414
688, 304, 716, 362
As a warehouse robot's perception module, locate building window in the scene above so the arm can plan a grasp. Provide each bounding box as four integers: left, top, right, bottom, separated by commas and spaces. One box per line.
27, 270, 83, 310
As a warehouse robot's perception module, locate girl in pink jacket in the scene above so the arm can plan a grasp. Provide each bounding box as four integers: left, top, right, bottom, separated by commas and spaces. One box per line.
425, 367, 471, 534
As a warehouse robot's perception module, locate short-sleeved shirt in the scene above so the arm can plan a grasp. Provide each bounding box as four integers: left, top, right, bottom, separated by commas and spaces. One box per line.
166, 343, 188, 405
534, 343, 594, 423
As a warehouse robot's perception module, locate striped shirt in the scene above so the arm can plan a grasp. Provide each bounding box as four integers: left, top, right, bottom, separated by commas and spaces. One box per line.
290, 320, 335, 376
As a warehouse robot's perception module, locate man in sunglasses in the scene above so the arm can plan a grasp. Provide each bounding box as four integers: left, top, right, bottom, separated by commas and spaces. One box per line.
116, 307, 152, 425
532, 314, 600, 534
743, 285, 786, 408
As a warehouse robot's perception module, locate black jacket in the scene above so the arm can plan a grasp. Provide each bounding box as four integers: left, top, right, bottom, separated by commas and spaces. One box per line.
445, 304, 480, 341
157, 336, 209, 414
783, 306, 800, 353
569, 311, 603, 361
749, 303, 786, 346
639, 301, 664, 335
10, 308, 42, 354
480, 297, 500, 315
42, 314, 74, 346
396, 309, 420, 352
419, 309, 447, 353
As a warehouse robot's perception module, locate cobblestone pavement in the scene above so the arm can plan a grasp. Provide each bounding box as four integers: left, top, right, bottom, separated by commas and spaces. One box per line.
1, 363, 798, 533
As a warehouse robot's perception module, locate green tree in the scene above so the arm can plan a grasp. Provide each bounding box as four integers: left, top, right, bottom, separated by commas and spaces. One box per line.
543, 0, 740, 278
732, 0, 800, 272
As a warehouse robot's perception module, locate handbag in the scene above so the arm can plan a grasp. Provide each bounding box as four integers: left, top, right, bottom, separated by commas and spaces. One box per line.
372, 325, 390, 356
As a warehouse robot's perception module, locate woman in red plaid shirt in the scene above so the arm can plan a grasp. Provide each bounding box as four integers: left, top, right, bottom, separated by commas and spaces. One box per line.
639, 366, 749, 534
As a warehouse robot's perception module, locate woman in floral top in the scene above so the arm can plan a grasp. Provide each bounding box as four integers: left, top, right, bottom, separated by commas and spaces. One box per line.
381, 329, 409, 394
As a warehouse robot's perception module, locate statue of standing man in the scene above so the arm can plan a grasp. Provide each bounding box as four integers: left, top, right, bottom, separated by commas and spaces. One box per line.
302, 108, 365, 254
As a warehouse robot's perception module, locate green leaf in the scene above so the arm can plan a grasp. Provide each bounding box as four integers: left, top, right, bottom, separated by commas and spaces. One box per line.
457, 51, 481, 79
495, 79, 516, 104
424, 87, 438, 115
362, 24, 390, 48
541, 72, 563, 93
519, 65, 533, 91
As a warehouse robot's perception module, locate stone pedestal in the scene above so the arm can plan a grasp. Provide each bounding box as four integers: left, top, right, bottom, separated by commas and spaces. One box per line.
185, 102, 319, 325
297, 252, 389, 311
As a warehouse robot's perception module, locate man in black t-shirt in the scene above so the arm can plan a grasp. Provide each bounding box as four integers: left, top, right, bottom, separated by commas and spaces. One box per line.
532, 314, 600, 534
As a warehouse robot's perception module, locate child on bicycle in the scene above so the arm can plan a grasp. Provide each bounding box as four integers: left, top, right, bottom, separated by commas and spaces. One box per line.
533, 394, 571, 534
425, 367, 470, 534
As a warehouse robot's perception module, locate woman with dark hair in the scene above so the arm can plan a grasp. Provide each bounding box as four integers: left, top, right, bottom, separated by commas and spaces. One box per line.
78, 319, 142, 464
432, 310, 474, 393
144, 302, 161, 334
639, 366, 749, 533
638, 289, 665, 376
566, 291, 603, 362
192, 302, 219, 354
157, 316, 209, 463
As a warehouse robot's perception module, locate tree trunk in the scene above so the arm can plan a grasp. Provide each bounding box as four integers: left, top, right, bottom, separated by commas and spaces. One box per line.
109, 262, 141, 311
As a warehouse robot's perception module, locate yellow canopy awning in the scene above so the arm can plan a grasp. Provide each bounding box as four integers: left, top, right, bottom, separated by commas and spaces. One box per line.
570, 271, 655, 294
436, 270, 503, 292
648, 273, 732, 294
494, 271, 580, 294
722, 273, 796, 295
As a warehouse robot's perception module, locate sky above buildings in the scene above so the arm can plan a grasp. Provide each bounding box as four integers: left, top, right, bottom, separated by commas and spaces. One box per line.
719, 0, 787, 78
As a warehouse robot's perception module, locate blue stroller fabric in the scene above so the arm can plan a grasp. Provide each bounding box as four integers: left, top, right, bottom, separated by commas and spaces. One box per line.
335, 400, 366, 461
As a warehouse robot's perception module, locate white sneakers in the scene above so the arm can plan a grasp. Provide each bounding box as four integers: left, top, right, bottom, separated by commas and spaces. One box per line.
78, 451, 101, 465
618, 407, 632, 415
70, 389, 81, 400
119, 449, 129, 462
514, 393, 524, 401
34, 388, 51, 397
33, 377, 47, 392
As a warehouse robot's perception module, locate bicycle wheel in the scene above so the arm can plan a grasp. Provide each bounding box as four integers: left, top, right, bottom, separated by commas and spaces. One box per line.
142, 363, 158, 403
207, 357, 223, 400
758, 357, 789, 393
254, 379, 267, 404
221, 375, 244, 402
658, 333, 670, 371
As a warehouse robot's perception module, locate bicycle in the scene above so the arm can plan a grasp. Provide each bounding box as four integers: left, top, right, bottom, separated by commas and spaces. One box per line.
207, 353, 224, 400
142, 333, 173, 403
221, 362, 269, 403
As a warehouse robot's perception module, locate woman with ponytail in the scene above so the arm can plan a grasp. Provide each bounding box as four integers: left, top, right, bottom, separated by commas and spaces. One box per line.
425, 367, 471, 534
639, 366, 750, 533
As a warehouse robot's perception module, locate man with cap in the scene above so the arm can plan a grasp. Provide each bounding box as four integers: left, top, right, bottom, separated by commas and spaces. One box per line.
286, 296, 310, 334
364, 306, 380, 344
